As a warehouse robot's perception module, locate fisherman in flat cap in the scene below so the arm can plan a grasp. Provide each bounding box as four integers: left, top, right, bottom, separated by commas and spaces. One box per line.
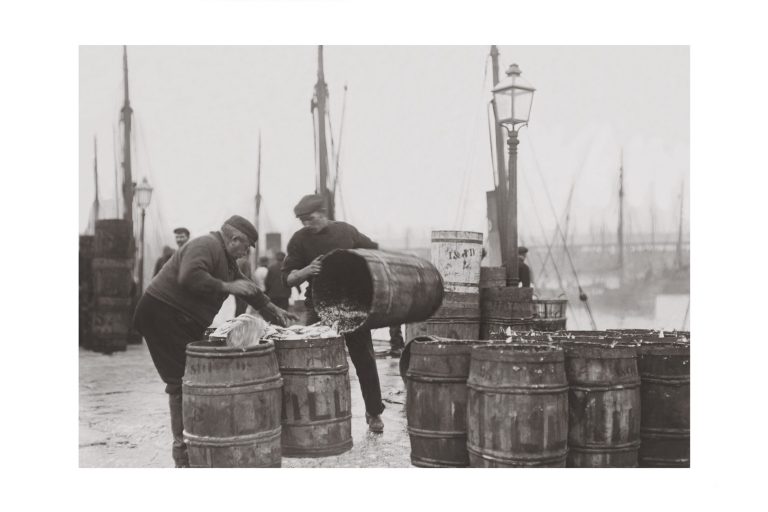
282, 194, 386, 433
134, 215, 298, 467
518, 246, 532, 288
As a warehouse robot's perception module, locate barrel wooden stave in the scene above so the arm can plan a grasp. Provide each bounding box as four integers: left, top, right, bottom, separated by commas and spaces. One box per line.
406, 340, 488, 467
274, 337, 353, 457
467, 345, 569, 467
480, 266, 506, 289
406, 291, 480, 341
638, 344, 690, 468
480, 286, 534, 340
563, 343, 641, 467
183, 341, 283, 468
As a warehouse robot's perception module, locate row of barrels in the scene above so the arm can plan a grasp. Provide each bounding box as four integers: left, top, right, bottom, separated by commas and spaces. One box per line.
405, 329, 690, 468
181, 334, 354, 467
406, 264, 559, 340
80, 220, 139, 353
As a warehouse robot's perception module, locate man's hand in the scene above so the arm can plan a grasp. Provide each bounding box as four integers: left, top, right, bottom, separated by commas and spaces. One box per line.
261, 302, 300, 327
304, 255, 323, 278
222, 279, 259, 296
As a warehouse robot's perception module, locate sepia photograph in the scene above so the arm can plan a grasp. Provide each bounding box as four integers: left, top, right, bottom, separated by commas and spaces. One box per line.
78, 45, 689, 470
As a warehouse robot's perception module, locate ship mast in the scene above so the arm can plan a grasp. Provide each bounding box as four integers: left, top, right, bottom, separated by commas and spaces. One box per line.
93, 136, 100, 228
313, 45, 334, 220
121, 45, 134, 224
254, 131, 262, 260
618, 149, 625, 280
675, 180, 685, 269
490, 45, 508, 264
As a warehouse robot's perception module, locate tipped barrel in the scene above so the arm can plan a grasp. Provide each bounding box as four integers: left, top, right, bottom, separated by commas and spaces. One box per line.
312, 249, 444, 331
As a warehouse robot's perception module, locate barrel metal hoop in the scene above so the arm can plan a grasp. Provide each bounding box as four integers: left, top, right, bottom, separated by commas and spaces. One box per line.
282, 438, 353, 456
640, 427, 690, 439
278, 367, 348, 376
639, 456, 690, 466
640, 375, 690, 385
183, 426, 282, 446
407, 426, 467, 439
569, 382, 641, 392
406, 373, 468, 384
467, 383, 569, 394
411, 455, 468, 468
466, 443, 567, 466
185, 347, 275, 359
182, 377, 283, 395
569, 440, 641, 453
431, 237, 483, 244
281, 414, 352, 427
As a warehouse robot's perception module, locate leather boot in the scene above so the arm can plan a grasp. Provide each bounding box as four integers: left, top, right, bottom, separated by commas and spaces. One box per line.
169, 392, 189, 467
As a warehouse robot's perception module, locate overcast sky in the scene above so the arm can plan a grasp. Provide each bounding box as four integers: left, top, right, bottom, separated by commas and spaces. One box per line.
79, 45, 689, 264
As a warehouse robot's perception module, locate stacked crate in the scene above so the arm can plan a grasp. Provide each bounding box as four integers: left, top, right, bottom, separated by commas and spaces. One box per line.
91, 219, 135, 353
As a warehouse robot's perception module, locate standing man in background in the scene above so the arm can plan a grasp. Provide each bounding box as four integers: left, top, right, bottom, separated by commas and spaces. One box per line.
173, 227, 190, 248
265, 251, 291, 310
282, 194, 386, 433
518, 246, 533, 288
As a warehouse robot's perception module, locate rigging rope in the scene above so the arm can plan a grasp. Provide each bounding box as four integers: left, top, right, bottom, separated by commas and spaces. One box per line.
524, 131, 597, 330
454, 54, 491, 229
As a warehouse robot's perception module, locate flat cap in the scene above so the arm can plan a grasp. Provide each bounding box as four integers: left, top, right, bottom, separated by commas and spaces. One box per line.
224, 215, 258, 247
294, 194, 326, 217
173, 227, 190, 237
518, 246, 529, 255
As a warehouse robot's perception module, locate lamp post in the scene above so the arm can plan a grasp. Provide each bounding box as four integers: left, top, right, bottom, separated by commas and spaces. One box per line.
491, 63, 535, 286
135, 177, 154, 294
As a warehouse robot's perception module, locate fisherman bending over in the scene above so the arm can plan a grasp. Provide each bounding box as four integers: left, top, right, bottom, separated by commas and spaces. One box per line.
134, 215, 297, 467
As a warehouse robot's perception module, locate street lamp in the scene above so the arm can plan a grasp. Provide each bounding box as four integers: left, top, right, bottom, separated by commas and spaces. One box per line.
135, 177, 153, 294
492, 63, 535, 286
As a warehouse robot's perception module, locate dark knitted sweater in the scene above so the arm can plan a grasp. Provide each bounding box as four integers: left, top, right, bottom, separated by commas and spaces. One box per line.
146, 231, 270, 326
282, 221, 378, 307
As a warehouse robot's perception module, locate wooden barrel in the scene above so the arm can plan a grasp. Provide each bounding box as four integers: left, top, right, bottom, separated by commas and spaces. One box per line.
273, 336, 353, 457
312, 249, 444, 330
480, 286, 534, 339
637, 343, 690, 467
182, 341, 283, 467
94, 219, 134, 259
90, 297, 131, 353
562, 342, 641, 467
480, 266, 506, 289
467, 344, 569, 467
92, 258, 134, 297
405, 291, 480, 341
406, 339, 489, 467
431, 231, 483, 294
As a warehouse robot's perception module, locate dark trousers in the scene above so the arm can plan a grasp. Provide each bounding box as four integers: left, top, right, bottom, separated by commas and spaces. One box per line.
307, 309, 384, 416
389, 325, 404, 349
133, 293, 208, 394
133, 293, 207, 467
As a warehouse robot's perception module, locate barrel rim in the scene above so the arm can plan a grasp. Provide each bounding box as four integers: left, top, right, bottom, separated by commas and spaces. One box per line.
186, 339, 275, 355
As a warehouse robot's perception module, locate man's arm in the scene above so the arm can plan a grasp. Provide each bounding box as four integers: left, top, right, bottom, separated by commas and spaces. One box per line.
282, 235, 316, 287
350, 224, 378, 250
